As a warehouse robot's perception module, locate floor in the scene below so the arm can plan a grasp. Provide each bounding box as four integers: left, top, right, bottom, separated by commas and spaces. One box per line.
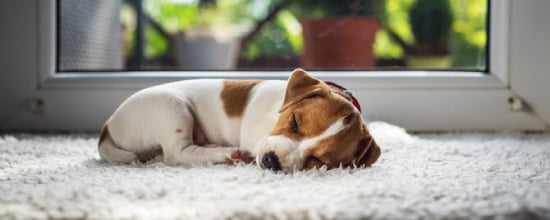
1, 122, 549, 219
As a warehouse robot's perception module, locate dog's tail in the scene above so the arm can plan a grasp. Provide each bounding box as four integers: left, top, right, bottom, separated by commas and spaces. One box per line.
98, 124, 137, 163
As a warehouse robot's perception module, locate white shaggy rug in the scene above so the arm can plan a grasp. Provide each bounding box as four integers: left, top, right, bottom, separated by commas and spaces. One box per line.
1, 122, 549, 220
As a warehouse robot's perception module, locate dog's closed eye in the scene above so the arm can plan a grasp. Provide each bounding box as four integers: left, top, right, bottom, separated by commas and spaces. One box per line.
308, 156, 323, 165
290, 113, 299, 133
304, 155, 326, 169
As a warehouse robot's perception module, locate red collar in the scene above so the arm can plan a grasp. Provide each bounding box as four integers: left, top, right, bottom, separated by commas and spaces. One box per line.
324, 81, 361, 113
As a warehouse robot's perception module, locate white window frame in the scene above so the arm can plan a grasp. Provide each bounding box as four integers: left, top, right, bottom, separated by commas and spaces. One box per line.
1, 0, 549, 131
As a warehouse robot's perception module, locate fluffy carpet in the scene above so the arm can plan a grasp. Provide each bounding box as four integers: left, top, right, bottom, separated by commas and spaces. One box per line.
1, 122, 549, 220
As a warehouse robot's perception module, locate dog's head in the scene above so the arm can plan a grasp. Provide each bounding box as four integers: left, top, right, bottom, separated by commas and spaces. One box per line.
256, 69, 381, 172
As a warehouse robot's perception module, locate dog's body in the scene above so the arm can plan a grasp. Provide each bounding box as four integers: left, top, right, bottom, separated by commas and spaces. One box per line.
99, 69, 380, 172
100, 79, 286, 165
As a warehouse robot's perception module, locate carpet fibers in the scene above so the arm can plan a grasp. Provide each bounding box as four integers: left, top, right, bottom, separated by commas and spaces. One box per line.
1, 122, 549, 219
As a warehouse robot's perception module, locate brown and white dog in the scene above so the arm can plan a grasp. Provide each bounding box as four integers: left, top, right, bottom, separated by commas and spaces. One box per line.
98, 69, 380, 172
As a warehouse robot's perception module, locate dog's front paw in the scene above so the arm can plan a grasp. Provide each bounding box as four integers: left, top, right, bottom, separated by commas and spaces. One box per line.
225, 150, 253, 165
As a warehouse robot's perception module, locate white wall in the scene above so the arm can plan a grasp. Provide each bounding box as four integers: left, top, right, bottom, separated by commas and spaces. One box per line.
0, 1, 39, 130
509, 0, 550, 130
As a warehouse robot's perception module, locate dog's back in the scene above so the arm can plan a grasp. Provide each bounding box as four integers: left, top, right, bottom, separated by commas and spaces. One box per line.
98, 79, 286, 164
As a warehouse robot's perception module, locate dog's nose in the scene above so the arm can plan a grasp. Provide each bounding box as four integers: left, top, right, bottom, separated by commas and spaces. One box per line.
261, 151, 282, 171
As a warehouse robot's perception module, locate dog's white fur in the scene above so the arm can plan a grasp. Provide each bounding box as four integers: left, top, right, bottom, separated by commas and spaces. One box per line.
100, 79, 286, 165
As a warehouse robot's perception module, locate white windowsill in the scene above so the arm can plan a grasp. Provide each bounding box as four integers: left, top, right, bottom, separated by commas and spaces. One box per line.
42, 71, 503, 90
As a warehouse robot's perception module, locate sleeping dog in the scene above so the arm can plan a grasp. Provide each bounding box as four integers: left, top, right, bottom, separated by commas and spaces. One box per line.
98, 69, 380, 172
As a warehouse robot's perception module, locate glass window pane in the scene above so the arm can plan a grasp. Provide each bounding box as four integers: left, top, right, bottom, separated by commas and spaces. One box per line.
57, 0, 488, 72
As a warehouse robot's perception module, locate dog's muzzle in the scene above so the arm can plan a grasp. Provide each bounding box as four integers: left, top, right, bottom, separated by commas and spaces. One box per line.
261, 151, 282, 171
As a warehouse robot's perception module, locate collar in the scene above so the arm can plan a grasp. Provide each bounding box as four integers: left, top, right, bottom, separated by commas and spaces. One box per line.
324, 81, 362, 113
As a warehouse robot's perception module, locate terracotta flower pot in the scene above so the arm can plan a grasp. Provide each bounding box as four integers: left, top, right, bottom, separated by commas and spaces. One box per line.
301, 17, 380, 70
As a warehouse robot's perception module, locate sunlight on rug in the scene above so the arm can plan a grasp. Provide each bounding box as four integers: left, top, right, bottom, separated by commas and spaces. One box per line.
1, 122, 549, 219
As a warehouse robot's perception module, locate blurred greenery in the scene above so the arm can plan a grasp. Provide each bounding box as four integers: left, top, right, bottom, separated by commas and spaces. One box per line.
450, 0, 487, 69
144, 0, 257, 33
410, 0, 453, 45
374, 0, 416, 59
121, 0, 488, 69
242, 9, 302, 60
288, 0, 385, 19
375, 0, 486, 69
121, 2, 170, 59
123, 0, 262, 59
120, 3, 136, 58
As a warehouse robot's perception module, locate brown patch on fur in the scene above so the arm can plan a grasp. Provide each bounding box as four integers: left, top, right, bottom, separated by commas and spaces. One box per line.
98, 124, 110, 150
271, 95, 354, 140
301, 112, 363, 169
221, 80, 262, 117
175, 128, 183, 133
354, 125, 381, 166
279, 68, 330, 113
301, 117, 381, 169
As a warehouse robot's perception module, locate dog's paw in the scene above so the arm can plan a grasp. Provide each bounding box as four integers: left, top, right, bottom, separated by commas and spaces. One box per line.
225, 150, 253, 165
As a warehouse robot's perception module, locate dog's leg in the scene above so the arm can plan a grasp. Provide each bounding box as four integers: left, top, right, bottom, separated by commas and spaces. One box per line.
163, 143, 239, 166
155, 99, 244, 166
161, 125, 253, 166
161, 129, 241, 165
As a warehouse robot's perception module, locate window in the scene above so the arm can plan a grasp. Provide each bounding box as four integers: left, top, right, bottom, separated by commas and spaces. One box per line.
1, 0, 549, 131
58, 0, 487, 72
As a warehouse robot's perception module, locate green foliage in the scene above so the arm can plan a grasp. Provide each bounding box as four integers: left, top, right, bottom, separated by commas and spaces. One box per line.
409, 0, 453, 43
144, 0, 257, 34
375, 0, 486, 69
374, 30, 404, 59
290, 0, 385, 19
374, 0, 415, 59
120, 3, 136, 58
120, 0, 487, 69
126, 0, 262, 59
243, 9, 302, 60
120, 1, 169, 59
145, 24, 168, 58
450, 0, 487, 69
451, 0, 486, 47
145, 1, 198, 33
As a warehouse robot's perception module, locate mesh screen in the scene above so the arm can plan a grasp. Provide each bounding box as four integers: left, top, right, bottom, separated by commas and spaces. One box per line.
59, 0, 123, 71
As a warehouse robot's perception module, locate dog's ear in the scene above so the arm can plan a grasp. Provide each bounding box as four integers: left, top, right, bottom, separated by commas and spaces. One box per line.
279, 68, 329, 112
353, 124, 381, 167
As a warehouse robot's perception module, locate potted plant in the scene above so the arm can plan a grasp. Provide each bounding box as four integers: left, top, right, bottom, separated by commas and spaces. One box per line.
150, 0, 252, 70
407, 0, 453, 68
291, 0, 385, 70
